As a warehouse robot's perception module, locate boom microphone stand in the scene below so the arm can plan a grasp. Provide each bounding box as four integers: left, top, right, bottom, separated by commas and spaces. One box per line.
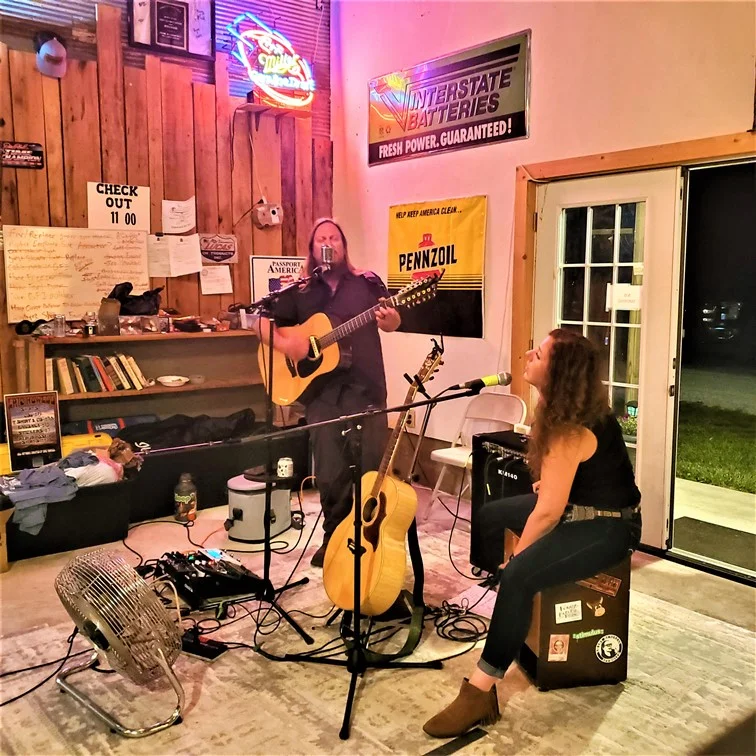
252, 386, 481, 739
246, 271, 328, 645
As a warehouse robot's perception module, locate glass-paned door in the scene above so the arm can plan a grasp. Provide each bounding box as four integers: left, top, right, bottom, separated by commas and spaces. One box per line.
534, 169, 683, 550
557, 202, 645, 467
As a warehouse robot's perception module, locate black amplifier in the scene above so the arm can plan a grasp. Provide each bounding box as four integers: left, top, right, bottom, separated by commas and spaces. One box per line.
470, 430, 533, 574
155, 550, 265, 611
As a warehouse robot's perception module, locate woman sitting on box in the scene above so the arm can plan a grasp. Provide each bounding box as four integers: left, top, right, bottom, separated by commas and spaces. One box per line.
423, 328, 642, 738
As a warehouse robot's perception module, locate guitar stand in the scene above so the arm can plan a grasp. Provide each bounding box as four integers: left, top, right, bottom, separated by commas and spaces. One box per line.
249, 386, 479, 739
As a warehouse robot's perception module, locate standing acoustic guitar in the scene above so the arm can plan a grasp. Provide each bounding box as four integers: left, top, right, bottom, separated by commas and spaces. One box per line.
258, 271, 443, 406
322, 343, 445, 617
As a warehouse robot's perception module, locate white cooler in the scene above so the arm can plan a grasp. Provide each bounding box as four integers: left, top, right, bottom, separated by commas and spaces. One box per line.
226, 475, 292, 543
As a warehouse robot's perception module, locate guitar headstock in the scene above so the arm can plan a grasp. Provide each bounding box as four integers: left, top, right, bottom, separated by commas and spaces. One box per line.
409, 338, 445, 396
392, 269, 445, 310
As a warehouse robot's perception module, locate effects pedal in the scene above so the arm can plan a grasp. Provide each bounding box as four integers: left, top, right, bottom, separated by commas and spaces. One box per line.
155, 549, 265, 611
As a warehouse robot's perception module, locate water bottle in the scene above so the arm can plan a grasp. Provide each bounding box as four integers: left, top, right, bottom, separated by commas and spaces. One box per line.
174, 473, 198, 523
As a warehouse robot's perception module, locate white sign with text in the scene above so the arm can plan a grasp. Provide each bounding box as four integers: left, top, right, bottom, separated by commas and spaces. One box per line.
87, 182, 150, 231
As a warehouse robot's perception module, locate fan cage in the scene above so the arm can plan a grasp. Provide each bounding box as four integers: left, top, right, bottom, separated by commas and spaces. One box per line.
55, 550, 181, 685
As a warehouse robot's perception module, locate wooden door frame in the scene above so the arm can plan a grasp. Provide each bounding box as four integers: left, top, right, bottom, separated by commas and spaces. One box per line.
510, 131, 756, 402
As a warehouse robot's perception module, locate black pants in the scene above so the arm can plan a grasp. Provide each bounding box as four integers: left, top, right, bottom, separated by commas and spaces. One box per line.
306, 385, 388, 539
475, 493, 641, 678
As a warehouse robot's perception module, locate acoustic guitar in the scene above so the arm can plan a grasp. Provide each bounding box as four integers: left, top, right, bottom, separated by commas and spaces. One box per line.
257, 271, 442, 406
322, 342, 445, 616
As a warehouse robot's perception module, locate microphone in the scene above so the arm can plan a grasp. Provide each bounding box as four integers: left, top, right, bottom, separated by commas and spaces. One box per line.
449, 372, 512, 391
320, 244, 334, 270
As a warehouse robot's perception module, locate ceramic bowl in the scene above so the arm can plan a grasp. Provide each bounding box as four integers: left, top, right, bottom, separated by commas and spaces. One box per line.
157, 375, 189, 387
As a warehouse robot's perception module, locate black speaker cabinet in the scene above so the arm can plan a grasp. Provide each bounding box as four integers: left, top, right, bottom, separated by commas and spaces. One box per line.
470, 429, 533, 574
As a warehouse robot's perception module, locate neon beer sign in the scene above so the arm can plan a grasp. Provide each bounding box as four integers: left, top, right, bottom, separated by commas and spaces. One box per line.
228, 13, 315, 109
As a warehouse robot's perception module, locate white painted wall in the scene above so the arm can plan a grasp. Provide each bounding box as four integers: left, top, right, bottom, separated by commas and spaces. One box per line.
331, 0, 755, 441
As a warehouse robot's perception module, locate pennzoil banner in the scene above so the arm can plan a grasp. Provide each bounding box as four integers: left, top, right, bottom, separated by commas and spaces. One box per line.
388, 196, 486, 338
369, 30, 530, 165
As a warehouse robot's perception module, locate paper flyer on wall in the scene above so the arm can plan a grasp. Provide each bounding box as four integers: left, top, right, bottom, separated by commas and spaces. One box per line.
162, 196, 197, 233
147, 234, 202, 277
200, 265, 233, 295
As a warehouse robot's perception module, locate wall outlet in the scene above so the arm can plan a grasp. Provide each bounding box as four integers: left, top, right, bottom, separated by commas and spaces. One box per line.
405, 409, 416, 429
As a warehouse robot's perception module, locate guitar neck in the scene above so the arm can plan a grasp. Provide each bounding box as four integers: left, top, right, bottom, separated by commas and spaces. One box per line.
370, 398, 412, 498
319, 295, 399, 349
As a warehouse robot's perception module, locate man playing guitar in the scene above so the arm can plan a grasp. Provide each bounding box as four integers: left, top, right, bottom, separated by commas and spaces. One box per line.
257, 218, 401, 567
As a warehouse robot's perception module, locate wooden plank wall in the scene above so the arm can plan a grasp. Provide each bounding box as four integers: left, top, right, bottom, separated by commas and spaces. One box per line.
0, 5, 331, 395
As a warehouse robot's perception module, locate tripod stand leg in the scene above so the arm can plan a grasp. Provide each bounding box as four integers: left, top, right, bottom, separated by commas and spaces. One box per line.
272, 599, 315, 645
339, 669, 360, 740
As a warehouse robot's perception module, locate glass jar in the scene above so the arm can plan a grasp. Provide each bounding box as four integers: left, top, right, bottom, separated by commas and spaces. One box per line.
52, 314, 66, 338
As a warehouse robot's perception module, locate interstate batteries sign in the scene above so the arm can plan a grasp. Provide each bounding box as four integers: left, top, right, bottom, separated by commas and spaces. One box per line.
368, 30, 530, 165
388, 196, 486, 338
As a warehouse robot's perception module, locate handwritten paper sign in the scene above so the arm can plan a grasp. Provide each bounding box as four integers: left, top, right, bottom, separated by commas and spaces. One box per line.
3, 226, 150, 322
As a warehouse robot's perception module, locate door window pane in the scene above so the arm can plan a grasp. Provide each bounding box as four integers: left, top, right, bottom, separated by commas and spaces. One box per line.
586, 326, 611, 381
561, 267, 585, 321
564, 207, 587, 264
590, 205, 616, 263
619, 203, 644, 263
613, 386, 639, 447
588, 267, 613, 323
613, 326, 642, 385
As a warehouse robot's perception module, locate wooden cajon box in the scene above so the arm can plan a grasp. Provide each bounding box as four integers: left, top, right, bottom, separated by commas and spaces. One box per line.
504, 529, 631, 691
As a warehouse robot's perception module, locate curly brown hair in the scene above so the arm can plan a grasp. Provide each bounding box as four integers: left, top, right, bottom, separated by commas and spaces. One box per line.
527, 328, 610, 477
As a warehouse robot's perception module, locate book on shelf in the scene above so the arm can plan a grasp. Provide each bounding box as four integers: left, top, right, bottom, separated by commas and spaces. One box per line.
101, 356, 125, 391
55, 357, 75, 395
116, 353, 144, 390
107, 355, 133, 390
90, 356, 116, 392
126, 355, 150, 388
45, 358, 55, 392
73, 356, 102, 392
70, 360, 88, 394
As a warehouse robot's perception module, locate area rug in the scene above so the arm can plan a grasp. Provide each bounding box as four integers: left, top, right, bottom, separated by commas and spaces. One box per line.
674, 517, 756, 572
1, 585, 754, 755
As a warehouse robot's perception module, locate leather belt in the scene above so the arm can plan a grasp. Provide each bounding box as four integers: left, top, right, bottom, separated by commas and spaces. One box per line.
561, 503, 641, 523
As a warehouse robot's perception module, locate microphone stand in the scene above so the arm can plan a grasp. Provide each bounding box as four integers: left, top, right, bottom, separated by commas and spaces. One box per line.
246, 269, 327, 645
251, 386, 481, 740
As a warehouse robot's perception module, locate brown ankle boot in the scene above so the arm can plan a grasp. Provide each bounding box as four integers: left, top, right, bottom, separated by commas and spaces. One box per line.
423, 678, 500, 738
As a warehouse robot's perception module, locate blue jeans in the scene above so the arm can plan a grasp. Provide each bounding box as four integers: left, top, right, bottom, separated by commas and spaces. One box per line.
476, 494, 641, 678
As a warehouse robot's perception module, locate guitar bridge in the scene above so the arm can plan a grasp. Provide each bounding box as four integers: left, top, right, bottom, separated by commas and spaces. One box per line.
308, 336, 321, 360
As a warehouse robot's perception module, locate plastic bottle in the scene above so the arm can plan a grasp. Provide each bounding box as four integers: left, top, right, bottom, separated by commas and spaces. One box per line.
174, 473, 198, 523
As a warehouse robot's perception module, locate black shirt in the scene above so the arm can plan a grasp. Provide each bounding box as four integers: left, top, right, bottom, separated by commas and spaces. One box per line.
271, 270, 389, 408
569, 414, 641, 510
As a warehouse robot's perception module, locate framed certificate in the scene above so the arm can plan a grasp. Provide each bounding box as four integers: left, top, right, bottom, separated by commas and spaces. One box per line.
128, 0, 215, 61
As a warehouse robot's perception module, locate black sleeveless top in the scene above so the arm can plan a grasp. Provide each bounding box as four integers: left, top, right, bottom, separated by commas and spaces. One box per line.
568, 414, 641, 510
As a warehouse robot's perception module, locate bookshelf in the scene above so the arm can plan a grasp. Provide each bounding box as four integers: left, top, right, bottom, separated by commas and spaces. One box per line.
17, 331, 265, 421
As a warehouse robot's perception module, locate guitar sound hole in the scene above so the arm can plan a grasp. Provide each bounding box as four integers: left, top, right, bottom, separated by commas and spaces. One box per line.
362, 496, 378, 522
